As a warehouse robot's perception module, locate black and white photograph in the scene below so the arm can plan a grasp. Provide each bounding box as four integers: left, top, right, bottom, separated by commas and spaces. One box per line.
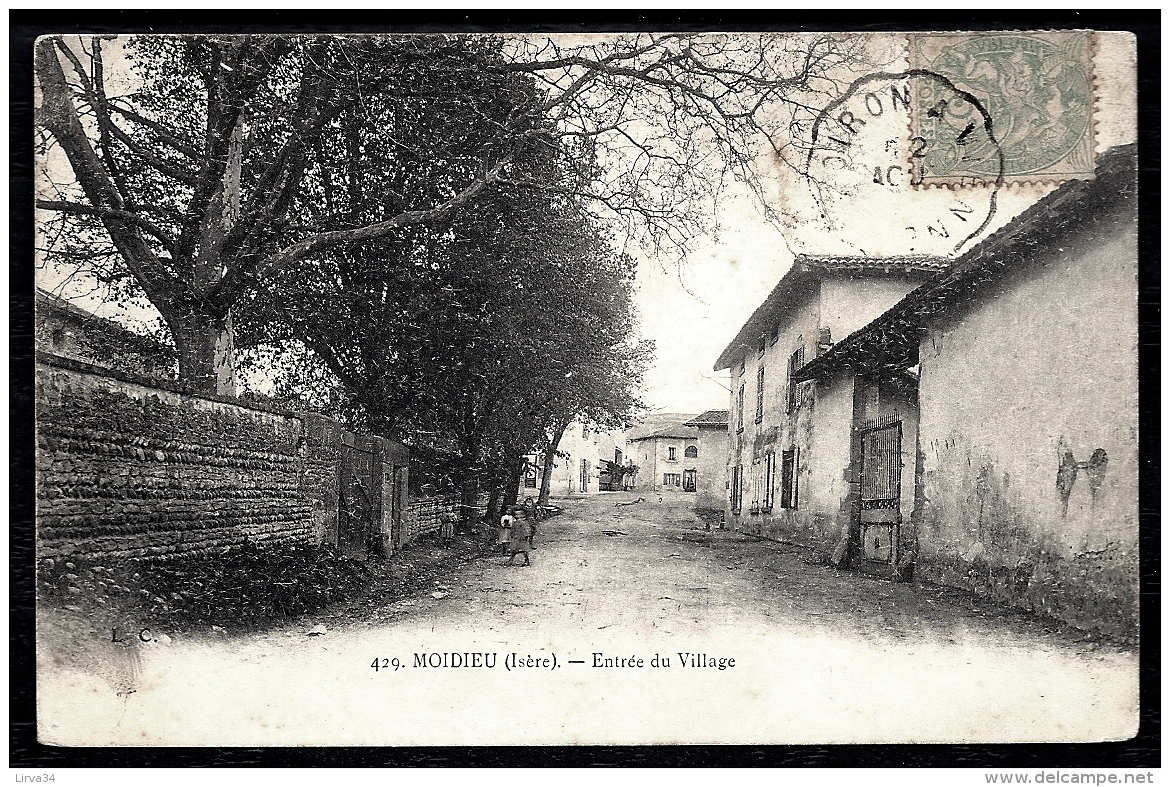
19, 17, 1152, 760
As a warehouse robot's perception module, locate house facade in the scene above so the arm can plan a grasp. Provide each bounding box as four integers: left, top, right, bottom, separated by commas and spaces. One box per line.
793, 145, 1138, 639
713, 256, 946, 545
35, 288, 176, 379
683, 410, 729, 511
625, 414, 700, 493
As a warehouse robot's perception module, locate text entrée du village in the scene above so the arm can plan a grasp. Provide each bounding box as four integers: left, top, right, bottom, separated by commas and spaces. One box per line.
370, 652, 736, 672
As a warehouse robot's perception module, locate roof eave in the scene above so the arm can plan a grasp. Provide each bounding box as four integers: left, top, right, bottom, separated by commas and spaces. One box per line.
793, 145, 1137, 383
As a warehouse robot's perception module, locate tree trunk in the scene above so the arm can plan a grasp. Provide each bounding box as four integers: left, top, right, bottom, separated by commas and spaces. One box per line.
459, 473, 480, 524
503, 451, 524, 513
189, 118, 242, 396
486, 479, 503, 525
166, 307, 235, 396
538, 422, 568, 505
486, 460, 510, 523
456, 430, 482, 523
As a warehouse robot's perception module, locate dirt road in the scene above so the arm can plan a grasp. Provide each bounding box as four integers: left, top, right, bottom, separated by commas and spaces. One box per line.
38, 492, 1138, 746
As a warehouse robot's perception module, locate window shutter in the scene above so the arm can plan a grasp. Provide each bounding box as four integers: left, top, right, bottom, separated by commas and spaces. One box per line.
755, 364, 765, 423
780, 448, 797, 509
791, 447, 799, 508
763, 452, 776, 512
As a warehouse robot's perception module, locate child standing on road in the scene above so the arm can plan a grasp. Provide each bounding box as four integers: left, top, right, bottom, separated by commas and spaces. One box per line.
507, 506, 532, 566
440, 510, 457, 547
498, 509, 515, 556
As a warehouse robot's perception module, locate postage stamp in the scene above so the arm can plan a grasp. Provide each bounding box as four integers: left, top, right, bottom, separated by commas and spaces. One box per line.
908, 30, 1095, 184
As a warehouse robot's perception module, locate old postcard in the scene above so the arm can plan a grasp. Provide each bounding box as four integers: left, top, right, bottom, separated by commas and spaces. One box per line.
31, 27, 1140, 748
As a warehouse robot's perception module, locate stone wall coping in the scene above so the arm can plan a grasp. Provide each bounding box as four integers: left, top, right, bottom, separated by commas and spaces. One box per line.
36, 349, 411, 457
36, 350, 305, 419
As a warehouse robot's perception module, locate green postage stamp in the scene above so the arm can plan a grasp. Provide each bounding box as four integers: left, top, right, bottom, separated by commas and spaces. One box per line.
909, 30, 1095, 184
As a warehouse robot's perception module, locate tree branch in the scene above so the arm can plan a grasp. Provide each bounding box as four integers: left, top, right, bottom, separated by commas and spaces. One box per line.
34, 37, 182, 307
223, 155, 513, 296
36, 199, 179, 259
106, 101, 203, 161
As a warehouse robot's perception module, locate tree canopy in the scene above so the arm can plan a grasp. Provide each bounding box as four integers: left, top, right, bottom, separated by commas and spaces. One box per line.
35, 31, 871, 505
36, 32, 870, 385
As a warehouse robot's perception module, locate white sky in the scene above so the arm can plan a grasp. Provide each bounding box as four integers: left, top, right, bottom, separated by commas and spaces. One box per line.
633, 190, 790, 414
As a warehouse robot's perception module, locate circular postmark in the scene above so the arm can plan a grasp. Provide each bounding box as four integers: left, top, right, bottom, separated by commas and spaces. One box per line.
803, 70, 1005, 255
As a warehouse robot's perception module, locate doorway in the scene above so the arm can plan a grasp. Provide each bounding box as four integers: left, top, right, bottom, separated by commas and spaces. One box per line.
857, 418, 902, 564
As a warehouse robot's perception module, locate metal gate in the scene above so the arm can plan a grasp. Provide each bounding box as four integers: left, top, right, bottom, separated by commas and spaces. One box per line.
858, 418, 902, 564
339, 437, 381, 559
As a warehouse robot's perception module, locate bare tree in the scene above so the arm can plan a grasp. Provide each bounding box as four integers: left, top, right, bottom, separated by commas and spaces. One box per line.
35, 32, 871, 393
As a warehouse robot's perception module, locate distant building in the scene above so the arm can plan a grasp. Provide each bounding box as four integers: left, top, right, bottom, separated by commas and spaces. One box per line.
527, 420, 627, 496
683, 410, 729, 511
625, 414, 700, 493
35, 288, 176, 379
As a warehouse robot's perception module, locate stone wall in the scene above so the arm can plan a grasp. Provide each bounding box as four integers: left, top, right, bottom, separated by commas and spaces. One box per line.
35, 353, 408, 562
404, 493, 490, 544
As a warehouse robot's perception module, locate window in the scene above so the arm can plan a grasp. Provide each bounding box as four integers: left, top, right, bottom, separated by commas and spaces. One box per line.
731, 465, 743, 513
817, 327, 832, 354
580, 458, 590, 492
758, 335, 767, 359
769, 325, 780, 345
684, 445, 698, 459
780, 448, 799, 509
736, 383, 745, 433
786, 345, 806, 414
755, 363, 765, 424
668, 446, 677, 461
762, 452, 776, 512
663, 473, 681, 487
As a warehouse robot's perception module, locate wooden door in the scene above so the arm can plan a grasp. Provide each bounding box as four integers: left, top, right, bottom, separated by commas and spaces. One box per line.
858, 420, 902, 564
339, 439, 380, 559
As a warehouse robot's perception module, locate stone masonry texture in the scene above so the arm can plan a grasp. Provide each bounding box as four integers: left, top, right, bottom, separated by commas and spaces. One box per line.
36, 355, 342, 561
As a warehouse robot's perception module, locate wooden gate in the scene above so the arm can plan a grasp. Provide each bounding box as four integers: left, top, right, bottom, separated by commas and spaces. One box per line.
390, 465, 406, 550
858, 418, 902, 564
339, 436, 381, 560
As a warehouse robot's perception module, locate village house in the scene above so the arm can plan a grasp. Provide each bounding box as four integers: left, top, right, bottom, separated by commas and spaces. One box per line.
625, 414, 700, 493
682, 410, 729, 512
791, 144, 1138, 639
713, 255, 947, 546
526, 421, 627, 496
35, 288, 176, 379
